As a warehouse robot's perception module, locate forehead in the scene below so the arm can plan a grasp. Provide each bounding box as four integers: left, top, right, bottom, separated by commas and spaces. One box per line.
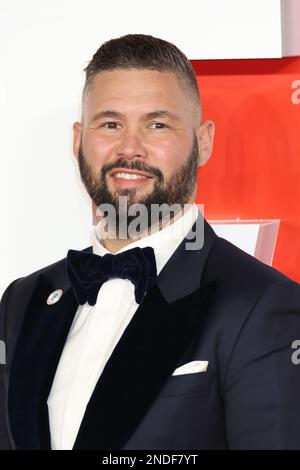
83, 69, 190, 116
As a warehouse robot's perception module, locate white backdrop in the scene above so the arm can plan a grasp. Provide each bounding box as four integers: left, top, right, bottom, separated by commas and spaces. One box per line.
0, 0, 296, 296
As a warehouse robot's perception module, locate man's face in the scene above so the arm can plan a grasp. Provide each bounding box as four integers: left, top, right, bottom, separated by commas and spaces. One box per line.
73, 68, 214, 227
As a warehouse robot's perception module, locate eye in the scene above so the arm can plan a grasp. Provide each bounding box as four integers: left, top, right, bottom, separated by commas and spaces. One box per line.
100, 121, 121, 129
149, 122, 168, 129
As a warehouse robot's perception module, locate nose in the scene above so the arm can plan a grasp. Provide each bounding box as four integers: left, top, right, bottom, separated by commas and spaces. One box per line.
116, 128, 147, 160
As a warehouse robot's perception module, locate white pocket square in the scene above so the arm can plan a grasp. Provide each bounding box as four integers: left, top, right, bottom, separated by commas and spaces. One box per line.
172, 360, 209, 376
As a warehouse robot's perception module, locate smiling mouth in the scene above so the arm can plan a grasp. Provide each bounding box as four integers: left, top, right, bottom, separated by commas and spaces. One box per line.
113, 172, 149, 180
109, 169, 154, 184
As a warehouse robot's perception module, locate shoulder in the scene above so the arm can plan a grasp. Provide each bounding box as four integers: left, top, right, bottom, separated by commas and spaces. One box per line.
206, 234, 295, 292
203, 234, 300, 355
202, 234, 300, 395
0, 246, 92, 340
1, 245, 93, 303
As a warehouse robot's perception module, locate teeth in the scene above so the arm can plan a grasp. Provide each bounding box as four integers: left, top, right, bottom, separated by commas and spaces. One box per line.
113, 172, 147, 180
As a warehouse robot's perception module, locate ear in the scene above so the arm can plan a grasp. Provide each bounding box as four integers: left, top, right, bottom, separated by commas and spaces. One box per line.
196, 120, 215, 167
73, 121, 82, 161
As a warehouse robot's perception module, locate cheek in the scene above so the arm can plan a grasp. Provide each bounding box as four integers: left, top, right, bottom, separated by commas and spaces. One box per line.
152, 140, 189, 174
83, 135, 114, 166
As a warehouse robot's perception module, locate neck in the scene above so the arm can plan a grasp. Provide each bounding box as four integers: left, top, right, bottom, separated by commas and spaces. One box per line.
101, 203, 193, 253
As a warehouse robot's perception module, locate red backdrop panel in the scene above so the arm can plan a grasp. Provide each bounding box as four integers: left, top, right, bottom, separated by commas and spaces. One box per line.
192, 58, 300, 282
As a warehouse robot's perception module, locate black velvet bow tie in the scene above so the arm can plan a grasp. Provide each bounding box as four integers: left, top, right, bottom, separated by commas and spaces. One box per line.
66, 246, 157, 306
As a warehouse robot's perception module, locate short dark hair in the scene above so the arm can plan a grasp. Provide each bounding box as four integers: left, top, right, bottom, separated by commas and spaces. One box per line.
83, 33, 201, 119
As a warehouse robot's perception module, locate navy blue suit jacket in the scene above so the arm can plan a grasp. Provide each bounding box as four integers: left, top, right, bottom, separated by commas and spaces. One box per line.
1, 217, 300, 450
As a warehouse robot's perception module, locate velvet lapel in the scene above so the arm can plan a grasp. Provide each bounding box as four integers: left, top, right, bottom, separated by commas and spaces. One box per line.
8, 260, 80, 449
73, 217, 219, 450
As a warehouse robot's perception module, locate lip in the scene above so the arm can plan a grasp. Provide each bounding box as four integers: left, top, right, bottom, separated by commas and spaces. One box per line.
109, 168, 154, 188
110, 168, 154, 178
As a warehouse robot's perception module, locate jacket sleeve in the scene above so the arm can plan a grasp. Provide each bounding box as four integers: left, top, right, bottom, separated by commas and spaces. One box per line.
0, 280, 20, 450
224, 278, 300, 449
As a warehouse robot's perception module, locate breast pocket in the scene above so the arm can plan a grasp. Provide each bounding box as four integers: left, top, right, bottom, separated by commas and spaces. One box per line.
158, 369, 215, 398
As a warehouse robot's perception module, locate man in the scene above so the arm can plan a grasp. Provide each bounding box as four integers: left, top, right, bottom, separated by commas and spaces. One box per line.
1, 33, 300, 451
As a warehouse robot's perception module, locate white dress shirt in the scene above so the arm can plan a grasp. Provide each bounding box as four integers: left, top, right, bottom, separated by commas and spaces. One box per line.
47, 203, 199, 450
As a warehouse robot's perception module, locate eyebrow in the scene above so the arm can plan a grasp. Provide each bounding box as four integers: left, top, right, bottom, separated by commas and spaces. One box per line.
91, 110, 181, 123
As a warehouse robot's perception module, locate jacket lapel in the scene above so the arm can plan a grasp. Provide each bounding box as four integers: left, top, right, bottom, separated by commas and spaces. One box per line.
8, 263, 79, 449
73, 280, 218, 450
73, 217, 219, 449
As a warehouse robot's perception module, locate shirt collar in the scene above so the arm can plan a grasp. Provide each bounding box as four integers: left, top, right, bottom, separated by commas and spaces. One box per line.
92, 203, 200, 275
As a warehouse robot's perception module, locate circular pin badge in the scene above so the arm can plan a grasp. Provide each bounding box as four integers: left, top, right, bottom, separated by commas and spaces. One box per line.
47, 289, 63, 305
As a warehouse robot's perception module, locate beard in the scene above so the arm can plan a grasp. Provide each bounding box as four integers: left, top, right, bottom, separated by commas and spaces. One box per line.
78, 133, 199, 236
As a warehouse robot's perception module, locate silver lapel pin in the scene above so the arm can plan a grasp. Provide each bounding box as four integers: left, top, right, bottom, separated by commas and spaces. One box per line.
47, 289, 63, 305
